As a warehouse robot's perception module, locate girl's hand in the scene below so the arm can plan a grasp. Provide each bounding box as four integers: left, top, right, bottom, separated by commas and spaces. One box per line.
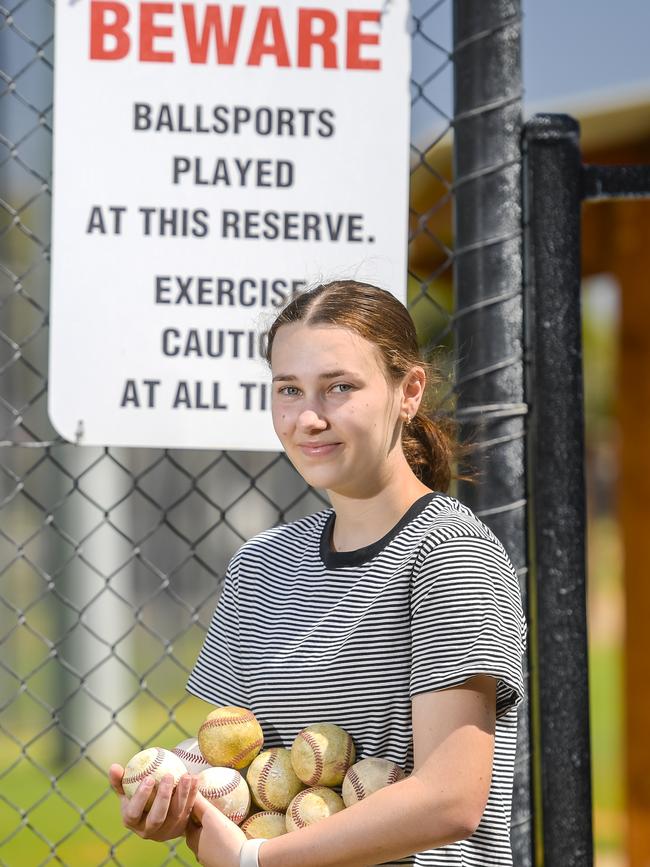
185, 792, 246, 867
108, 762, 199, 841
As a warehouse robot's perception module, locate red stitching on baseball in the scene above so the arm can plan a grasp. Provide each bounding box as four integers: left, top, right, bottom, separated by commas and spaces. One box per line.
172, 748, 209, 766
298, 731, 323, 786
200, 710, 256, 730
242, 810, 283, 836
333, 735, 354, 776
123, 748, 164, 787
348, 766, 365, 802
245, 811, 283, 821
289, 789, 310, 829
199, 775, 240, 800
343, 735, 353, 771
256, 749, 279, 810
387, 764, 404, 785
227, 736, 264, 768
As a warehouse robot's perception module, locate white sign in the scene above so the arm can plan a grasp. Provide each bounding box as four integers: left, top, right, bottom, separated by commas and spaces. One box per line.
49, 0, 412, 450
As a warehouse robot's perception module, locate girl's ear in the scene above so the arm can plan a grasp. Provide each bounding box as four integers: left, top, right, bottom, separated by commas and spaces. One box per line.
401, 365, 426, 412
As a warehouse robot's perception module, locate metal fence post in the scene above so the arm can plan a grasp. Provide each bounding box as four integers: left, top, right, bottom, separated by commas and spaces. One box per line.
522, 113, 594, 866
452, 2, 533, 863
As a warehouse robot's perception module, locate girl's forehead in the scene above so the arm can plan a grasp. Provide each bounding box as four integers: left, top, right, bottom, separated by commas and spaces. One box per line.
271, 324, 379, 365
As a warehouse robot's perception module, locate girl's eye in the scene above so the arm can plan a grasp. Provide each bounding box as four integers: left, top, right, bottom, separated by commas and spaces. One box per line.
278, 382, 354, 397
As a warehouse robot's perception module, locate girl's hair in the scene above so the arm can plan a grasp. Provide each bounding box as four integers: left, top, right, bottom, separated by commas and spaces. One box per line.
263, 280, 473, 493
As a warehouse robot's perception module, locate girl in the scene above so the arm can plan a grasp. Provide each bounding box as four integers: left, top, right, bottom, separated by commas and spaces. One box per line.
110, 280, 527, 867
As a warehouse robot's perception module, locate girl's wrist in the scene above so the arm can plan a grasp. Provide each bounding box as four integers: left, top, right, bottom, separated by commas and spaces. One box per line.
239, 838, 267, 867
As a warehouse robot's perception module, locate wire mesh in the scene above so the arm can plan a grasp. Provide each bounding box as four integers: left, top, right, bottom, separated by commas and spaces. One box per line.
0, 2, 516, 865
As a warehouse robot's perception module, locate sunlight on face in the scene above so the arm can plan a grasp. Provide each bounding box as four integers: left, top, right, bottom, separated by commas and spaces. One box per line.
270, 323, 404, 497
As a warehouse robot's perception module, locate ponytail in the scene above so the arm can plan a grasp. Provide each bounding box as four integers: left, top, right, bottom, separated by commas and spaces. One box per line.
402, 410, 459, 493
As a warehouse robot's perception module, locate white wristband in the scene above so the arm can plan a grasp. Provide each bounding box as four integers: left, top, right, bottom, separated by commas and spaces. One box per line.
239, 838, 267, 867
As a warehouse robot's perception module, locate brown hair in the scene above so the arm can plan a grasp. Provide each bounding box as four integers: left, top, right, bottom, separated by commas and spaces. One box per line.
263, 280, 473, 493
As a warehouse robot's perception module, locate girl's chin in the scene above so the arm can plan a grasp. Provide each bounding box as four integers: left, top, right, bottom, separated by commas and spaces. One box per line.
297, 463, 346, 487
301, 468, 341, 485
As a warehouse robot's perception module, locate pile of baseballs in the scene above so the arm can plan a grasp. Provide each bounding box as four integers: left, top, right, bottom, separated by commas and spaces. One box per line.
121, 705, 406, 840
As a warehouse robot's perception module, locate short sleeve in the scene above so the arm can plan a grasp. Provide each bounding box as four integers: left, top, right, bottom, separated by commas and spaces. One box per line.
186, 549, 249, 708
410, 534, 527, 718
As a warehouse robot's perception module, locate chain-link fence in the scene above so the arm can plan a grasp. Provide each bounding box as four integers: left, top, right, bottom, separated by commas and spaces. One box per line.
0, 2, 529, 865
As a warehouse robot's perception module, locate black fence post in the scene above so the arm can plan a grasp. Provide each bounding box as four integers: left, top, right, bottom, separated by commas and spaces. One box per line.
452, 3, 533, 864
522, 113, 594, 867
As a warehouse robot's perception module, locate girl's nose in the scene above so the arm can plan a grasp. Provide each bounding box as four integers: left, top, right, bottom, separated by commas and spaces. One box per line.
297, 409, 327, 430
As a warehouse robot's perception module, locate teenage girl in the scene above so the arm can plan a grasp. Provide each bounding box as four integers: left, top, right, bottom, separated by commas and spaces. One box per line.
109, 280, 527, 867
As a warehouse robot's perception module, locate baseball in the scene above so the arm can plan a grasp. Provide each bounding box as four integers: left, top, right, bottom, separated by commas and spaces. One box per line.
171, 738, 211, 775
122, 747, 188, 810
291, 722, 356, 787
342, 758, 406, 807
286, 786, 345, 832
247, 748, 304, 811
196, 766, 251, 825
198, 705, 264, 769
241, 811, 288, 840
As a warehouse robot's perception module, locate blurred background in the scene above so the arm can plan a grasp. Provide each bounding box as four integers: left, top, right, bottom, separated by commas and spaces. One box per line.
526, 3, 650, 864
1, 0, 649, 864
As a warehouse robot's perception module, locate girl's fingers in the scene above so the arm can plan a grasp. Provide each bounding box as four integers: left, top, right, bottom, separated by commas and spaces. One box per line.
165, 774, 193, 828
144, 774, 176, 830
108, 763, 126, 796
187, 776, 200, 815
123, 777, 154, 825
176, 774, 198, 822
115, 772, 200, 840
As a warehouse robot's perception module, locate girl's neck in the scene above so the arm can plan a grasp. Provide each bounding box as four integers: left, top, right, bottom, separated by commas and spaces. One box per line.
326, 481, 434, 553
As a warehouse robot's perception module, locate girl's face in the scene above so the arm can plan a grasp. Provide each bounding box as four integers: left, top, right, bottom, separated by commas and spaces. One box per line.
270, 323, 406, 496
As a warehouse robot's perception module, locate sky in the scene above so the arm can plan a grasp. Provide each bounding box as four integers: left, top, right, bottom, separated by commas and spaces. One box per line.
410, 0, 650, 145
523, 0, 650, 108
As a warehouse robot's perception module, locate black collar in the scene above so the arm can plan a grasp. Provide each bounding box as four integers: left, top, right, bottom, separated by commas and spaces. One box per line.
319, 492, 440, 569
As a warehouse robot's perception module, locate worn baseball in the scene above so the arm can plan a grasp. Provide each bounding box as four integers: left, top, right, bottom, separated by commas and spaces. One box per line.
122, 747, 188, 810
196, 767, 251, 825
342, 758, 406, 807
241, 811, 288, 840
171, 738, 211, 776
291, 722, 356, 787
286, 786, 345, 832
247, 748, 304, 811
198, 706, 264, 769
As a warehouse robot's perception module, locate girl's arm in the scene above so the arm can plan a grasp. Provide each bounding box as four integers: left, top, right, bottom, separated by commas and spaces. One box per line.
186, 674, 496, 867
259, 674, 495, 867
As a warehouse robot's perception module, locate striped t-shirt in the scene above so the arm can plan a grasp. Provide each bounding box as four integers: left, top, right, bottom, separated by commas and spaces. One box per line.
186, 491, 527, 866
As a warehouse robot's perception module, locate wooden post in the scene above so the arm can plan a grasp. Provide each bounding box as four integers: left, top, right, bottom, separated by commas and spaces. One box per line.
615, 198, 650, 866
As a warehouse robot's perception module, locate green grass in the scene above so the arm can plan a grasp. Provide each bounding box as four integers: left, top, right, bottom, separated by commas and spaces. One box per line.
0, 695, 211, 866
586, 514, 626, 862
0, 759, 194, 866
589, 641, 625, 857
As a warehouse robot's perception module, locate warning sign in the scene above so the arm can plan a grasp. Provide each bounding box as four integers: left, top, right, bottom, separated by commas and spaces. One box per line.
49, 1, 412, 450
